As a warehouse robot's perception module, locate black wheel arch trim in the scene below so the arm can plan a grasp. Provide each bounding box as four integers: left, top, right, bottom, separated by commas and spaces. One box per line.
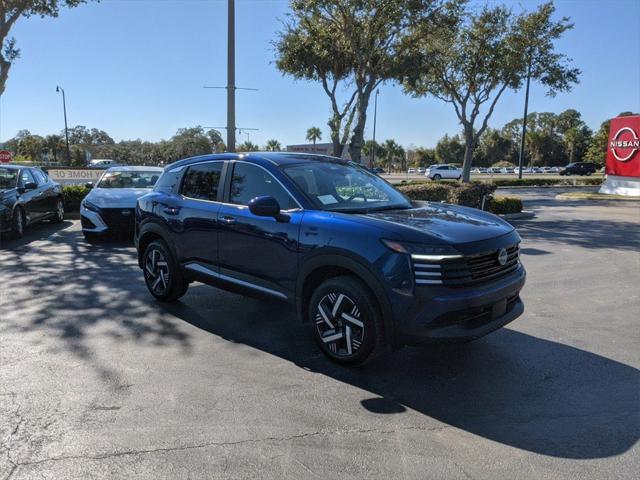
296, 250, 394, 345
136, 220, 178, 269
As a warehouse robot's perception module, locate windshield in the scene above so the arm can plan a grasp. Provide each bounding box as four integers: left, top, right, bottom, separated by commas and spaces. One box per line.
283, 161, 411, 212
97, 170, 160, 189
0, 168, 18, 190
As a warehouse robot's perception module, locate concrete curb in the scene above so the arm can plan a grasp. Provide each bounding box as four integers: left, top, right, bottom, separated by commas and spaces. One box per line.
499, 210, 535, 220
555, 193, 640, 201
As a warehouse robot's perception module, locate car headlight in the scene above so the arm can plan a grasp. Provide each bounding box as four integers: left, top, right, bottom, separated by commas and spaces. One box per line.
82, 200, 101, 212
381, 240, 463, 261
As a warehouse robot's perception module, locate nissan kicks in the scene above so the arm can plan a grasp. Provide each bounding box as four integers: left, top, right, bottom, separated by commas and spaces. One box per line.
135, 153, 525, 365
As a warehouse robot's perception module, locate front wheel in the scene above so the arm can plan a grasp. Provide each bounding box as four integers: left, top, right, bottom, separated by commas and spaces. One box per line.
309, 276, 385, 366
432, 174, 441, 181
143, 240, 189, 302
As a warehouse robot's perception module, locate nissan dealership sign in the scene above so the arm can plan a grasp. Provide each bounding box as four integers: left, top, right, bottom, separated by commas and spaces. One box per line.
600, 115, 640, 196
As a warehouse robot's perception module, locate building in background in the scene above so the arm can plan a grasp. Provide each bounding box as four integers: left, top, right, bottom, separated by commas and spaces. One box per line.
286, 143, 334, 155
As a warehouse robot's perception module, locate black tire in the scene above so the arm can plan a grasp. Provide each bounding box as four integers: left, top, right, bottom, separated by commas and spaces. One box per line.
308, 275, 385, 366
142, 239, 189, 302
9, 207, 25, 239
52, 198, 64, 223
433, 174, 441, 181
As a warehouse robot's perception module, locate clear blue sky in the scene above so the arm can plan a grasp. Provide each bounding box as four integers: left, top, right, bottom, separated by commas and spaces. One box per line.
1, 0, 639, 148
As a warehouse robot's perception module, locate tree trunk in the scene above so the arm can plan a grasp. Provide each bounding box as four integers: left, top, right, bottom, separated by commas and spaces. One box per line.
348, 89, 372, 164
461, 129, 475, 182
0, 57, 10, 97
327, 117, 342, 157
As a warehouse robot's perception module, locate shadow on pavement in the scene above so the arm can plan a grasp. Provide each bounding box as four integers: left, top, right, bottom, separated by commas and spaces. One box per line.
0, 220, 75, 250
163, 292, 639, 461
0, 226, 191, 390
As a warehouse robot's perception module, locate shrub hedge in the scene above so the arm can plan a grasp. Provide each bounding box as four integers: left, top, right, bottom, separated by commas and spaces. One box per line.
61, 185, 90, 211
396, 182, 496, 210
487, 196, 523, 215
487, 177, 602, 187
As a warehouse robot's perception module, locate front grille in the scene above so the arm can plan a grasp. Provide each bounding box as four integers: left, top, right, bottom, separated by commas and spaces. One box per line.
99, 208, 135, 231
413, 244, 520, 287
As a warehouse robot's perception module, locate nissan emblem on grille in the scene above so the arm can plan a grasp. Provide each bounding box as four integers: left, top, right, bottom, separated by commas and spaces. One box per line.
497, 248, 508, 266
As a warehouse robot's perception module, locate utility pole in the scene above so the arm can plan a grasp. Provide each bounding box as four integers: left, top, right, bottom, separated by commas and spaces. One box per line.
56, 86, 71, 164
227, 0, 236, 152
517, 55, 532, 180
369, 89, 379, 169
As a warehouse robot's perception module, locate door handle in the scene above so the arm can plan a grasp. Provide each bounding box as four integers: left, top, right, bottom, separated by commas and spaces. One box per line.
163, 206, 180, 215
220, 216, 236, 225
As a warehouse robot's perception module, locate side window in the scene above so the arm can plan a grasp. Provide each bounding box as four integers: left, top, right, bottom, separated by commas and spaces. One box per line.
181, 162, 223, 201
20, 169, 36, 186
32, 169, 48, 185
229, 163, 295, 209
155, 168, 183, 194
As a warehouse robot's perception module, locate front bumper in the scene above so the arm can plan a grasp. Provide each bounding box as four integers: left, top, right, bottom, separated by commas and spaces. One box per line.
80, 204, 108, 233
396, 266, 526, 344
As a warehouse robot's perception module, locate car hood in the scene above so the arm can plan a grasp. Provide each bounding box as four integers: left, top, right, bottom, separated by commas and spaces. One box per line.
359, 202, 514, 245
86, 188, 152, 208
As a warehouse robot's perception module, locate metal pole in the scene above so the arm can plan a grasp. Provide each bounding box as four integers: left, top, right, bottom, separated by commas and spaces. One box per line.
370, 89, 379, 169
517, 56, 532, 180
227, 0, 236, 152
56, 86, 71, 164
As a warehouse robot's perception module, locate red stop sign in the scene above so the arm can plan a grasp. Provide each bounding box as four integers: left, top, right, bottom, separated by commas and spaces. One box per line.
0, 150, 12, 163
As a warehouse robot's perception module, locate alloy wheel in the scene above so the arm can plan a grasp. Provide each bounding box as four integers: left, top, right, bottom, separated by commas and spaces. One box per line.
144, 248, 170, 296
56, 200, 64, 221
315, 292, 365, 357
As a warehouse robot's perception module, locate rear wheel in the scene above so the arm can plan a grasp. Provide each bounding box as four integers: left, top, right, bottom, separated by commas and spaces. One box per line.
143, 240, 188, 302
309, 276, 385, 366
52, 198, 64, 223
9, 207, 25, 239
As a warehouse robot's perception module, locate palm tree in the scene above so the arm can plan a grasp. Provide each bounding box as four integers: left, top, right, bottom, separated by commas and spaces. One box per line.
306, 127, 322, 147
265, 139, 282, 151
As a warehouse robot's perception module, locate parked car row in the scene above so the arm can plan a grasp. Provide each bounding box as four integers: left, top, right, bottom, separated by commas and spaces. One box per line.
403, 164, 596, 176
4, 154, 527, 367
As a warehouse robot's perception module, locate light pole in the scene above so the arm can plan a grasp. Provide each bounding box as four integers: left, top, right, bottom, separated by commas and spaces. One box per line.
517, 54, 533, 180
227, 0, 236, 152
56, 85, 71, 164
369, 89, 379, 169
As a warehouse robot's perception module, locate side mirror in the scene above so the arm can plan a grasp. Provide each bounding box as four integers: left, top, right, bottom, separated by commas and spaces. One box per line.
24, 181, 37, 190
248, 196, 289, 222
85, 182, 94, 189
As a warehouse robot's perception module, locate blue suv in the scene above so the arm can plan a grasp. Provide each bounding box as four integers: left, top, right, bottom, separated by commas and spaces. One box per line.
135, 153, 525, 365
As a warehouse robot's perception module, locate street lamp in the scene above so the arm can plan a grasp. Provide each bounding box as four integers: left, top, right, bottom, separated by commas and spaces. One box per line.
56, 86, 71, 164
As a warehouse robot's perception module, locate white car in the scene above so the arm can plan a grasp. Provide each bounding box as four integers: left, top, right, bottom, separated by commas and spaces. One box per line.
426, 164, 462, 180
487, 167, 501, 174
89, 159, 121, 169
541, 167, 552, 174
407, 168, 416, 174
417, 167, 426, 174
549, 166, 561, 173
500, 167, 515, 174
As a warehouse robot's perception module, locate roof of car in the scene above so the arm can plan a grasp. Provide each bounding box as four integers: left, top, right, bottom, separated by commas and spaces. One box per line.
105, 165, 164, 172
0, 164, 25, 170
167, 152, 349, 170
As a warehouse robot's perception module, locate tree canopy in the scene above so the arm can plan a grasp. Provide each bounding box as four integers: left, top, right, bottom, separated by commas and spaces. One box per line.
404, 1, 580, 181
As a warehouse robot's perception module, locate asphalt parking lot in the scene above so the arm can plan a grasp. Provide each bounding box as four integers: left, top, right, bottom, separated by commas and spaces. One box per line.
1, 188, 638, 480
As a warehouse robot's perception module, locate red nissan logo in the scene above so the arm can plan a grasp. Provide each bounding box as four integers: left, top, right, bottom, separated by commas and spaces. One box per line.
609, 127, 640, 162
